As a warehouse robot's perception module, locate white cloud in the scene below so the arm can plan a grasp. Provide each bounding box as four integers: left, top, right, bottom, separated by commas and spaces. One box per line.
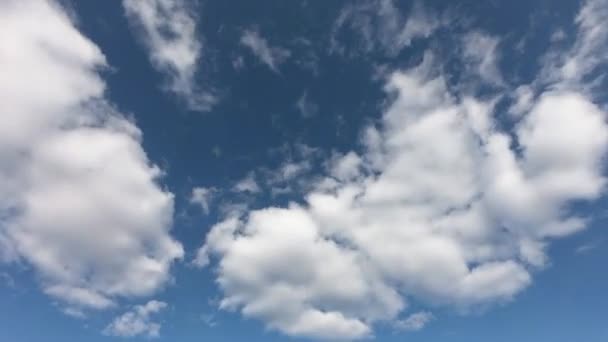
199, 7, 608, 337
296, 91, 318, 118
190, 187, 216, 215
328, 151, 363, 182
0, 0, 182, 312
232, 55, 245, 71
232, 172, 261, 194
550, 29, 567, 43
331, 0, 442, 56
562, 0, 608, 83
123, 0, 216, 110
62, 307, 87, 319
575, 240, 602, 254
200, 210, 396, 339
240, 29, 291, 73
201, 313, 218, 327
277, 160, 312, 182
395, 311, 434, 331
237, 144, 322, 199
540, 0, 608, 93
510, 85, 535, 116
462, 32, 504, 86
104, 300, 168, 338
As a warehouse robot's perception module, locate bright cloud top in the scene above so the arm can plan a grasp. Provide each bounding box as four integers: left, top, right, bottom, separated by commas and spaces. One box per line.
0, 0, 182, 311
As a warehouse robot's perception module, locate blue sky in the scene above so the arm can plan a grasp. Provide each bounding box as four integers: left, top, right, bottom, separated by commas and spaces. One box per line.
1, 0, 608, 341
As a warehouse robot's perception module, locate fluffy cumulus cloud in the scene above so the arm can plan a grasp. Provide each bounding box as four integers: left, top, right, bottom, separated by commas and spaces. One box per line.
123, 0, 216, 110
104, 300, 168, 338
198, 1, 608, 339
0, 0, 182, 311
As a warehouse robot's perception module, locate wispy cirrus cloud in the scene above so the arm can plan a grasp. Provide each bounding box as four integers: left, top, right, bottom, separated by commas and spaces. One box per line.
461, 31, 505, 86
330, 0, 444, 57
123, 0, 216, 110
240, 29, 291, 73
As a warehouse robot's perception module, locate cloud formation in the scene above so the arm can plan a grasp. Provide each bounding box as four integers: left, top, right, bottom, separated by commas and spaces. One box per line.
394, 311, 434, 331
190, 187, 216, 215
198, 1, 608, 339
123, 0, 216, 110
104, 300, 168, 338
232, 172, 261, 194
331, 0, 443, 56
296, 91, 318, 118
0, 0, 182, 311
240, 29, 291, 73
461, 32, 504, 86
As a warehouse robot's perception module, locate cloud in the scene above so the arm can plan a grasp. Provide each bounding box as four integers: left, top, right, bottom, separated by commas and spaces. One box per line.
123, 0, 216, 110
461, 32, 504, 86
575, 240, 603, 254
550, 29, 567, 43
232, 172, 261, 194
331, 0, 443, 57
394, 311, 434, 331
198, 211, 390, 339
198, 2, 608, 338
561, 0, 608, 83
296, 91, 318, 118
104, 300, 168, 338
240, 29, 291, 73
190, 187, 216, 215
510, 85, 535, 116
248, 143, 326, 199
232, 55, 245, 71
539, 0, 608, 93
62, 307, 87, 319
0, 0, 182, 312
328, 151, 363, 182
201, 313, 218, 327
265, 159, 314, 197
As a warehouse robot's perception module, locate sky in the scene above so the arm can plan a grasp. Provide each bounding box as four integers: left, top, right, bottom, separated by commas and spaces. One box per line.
1, 0, 608, 341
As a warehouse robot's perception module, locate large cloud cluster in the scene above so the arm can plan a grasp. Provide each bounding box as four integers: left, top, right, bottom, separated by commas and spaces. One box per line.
198, 1, 608, 339
0, 0, 182, 311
